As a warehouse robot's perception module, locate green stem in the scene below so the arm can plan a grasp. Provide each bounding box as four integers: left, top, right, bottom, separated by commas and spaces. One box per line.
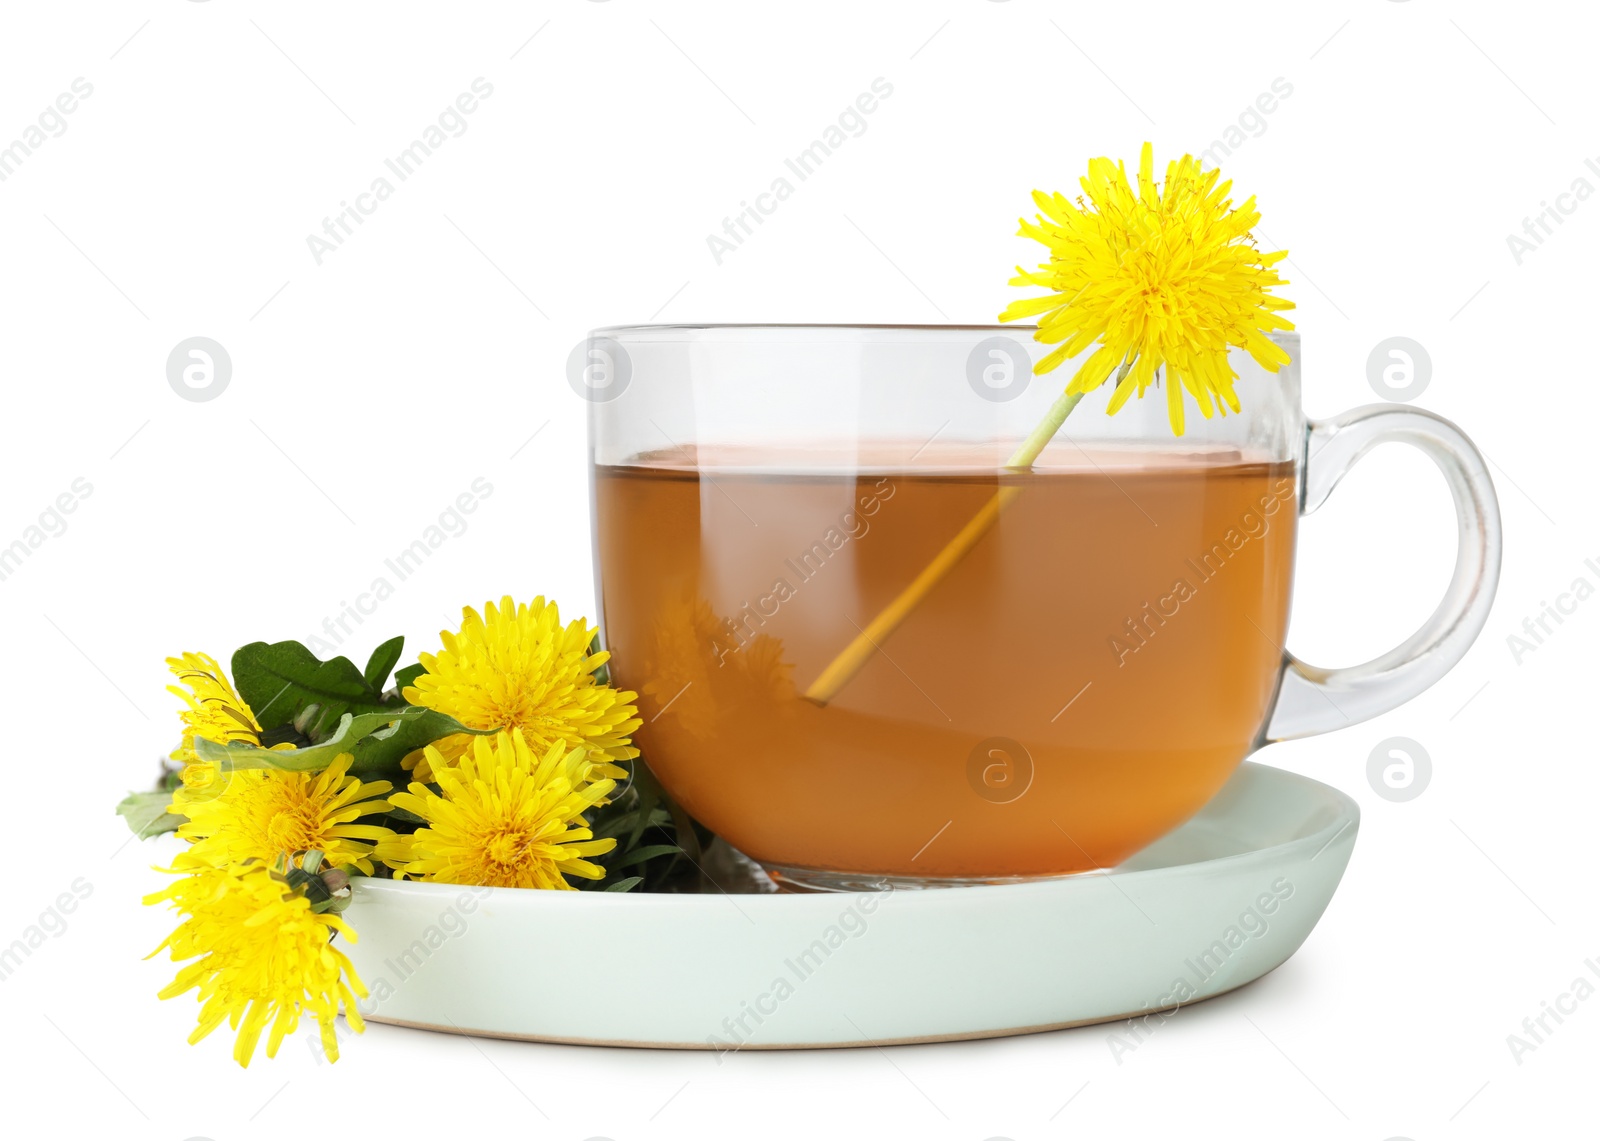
1005, 357, 1132, 469
803, 357, 1129, 705
1006, 388, 1084, 469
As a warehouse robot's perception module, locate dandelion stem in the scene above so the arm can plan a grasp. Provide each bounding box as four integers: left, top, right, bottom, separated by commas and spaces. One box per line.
1005, 387, 1085, 470
803, 368, 1121, 706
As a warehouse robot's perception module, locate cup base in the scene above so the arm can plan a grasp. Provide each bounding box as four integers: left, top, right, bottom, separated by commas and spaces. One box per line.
759, 861, 1093, 893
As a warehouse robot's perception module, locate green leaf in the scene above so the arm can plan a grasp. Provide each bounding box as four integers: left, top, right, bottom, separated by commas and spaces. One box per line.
663, 783, 702, 864
616, 843, 683, 869
392, 662, 425, 698
194, 709, 425, 774
363, 636, 405, 692
603, 876, 643, 893
627, 765, 664, 849
350, 709, 494, 771
116, 790, 183, 838
257, 723, 310, 749
593, 805, 670, 843
231, 640, 391, 739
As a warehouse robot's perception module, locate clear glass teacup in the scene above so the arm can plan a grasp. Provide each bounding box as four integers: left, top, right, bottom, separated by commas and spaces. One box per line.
584, 325, 1500, 890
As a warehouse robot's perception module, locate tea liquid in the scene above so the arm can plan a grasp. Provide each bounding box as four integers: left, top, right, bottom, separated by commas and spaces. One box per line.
593, 443, 1297, 878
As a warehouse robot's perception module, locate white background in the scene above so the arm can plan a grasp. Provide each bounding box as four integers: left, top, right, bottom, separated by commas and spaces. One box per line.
1, 1, 1595, 1138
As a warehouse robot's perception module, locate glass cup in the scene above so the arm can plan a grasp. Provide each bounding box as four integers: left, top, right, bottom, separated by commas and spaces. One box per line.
584, 325, 1501, 890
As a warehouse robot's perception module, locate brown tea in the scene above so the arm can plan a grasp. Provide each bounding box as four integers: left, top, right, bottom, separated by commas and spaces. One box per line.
593, 442, 1297, 879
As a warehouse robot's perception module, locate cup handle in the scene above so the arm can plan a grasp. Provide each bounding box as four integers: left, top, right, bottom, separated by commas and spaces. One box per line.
1262, 405, 1503, 742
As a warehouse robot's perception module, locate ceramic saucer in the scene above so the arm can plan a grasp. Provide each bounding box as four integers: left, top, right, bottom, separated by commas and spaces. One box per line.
347, 761, 1357, 1049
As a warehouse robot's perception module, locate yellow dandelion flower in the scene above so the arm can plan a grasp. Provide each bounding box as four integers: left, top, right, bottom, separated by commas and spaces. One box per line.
167, 651, 264, 763
144, 859, 367, 1067
166, 652, 295, 813
178, 754, 394, 875
377, 729, 617, 889
402, 596, 641, 782
1000, 141, 1296, 435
